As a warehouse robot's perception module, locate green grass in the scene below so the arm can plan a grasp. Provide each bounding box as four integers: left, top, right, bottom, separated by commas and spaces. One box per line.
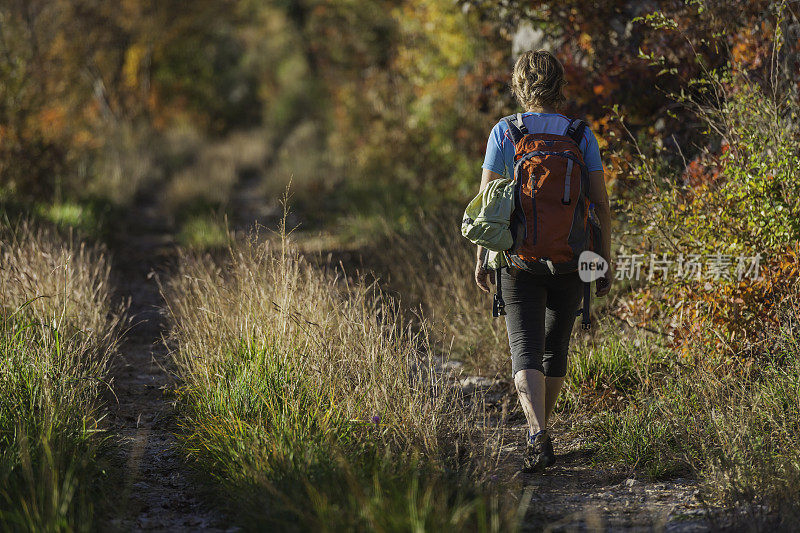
0, 197, 116, 241
0, 224, 122, 531
177, 214, 231, 251
35, 202, 100, 236
179, 342, 501, 531
0, 309, 105, 530
564, 323, 800, 518
590, 395, 697, 479
562, 326, 676, 408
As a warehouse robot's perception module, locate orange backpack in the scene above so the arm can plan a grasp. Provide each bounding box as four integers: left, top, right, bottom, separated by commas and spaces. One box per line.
502, 113, 592, 275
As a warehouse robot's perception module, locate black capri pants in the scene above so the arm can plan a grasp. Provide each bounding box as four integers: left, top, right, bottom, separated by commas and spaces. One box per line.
501, 267, 582, 377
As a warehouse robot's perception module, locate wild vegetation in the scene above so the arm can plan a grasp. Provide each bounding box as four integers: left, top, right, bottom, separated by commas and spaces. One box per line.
161, 222, 510, 529
0, 224, 123, 530
1, 0, 799, 529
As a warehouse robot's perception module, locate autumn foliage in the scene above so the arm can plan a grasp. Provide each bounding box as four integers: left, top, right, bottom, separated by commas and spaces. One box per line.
2, 0, 798, 358
2, 0, 794, 205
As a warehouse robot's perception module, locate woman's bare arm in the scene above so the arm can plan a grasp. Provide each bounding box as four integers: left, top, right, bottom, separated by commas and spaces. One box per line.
588, 169, 613, 295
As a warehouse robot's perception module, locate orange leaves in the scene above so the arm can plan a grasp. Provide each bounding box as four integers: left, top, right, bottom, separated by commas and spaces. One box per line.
731, 27, 765, 69
682, 154, 722, 188
661, 246, 800, 358
36, 106, 68, 141
730, 22, 775, 72
72, 129, 100, 150
613, 242, 798, 362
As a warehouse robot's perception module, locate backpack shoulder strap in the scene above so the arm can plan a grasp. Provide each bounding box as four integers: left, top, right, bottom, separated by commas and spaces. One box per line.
502, 113, 529, 145
566, 118, 590, 197
565, 118, 587, 147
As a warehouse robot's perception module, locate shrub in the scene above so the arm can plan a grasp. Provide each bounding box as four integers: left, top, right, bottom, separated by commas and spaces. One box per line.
595, 18, 800, 514
620, 48, 800, 356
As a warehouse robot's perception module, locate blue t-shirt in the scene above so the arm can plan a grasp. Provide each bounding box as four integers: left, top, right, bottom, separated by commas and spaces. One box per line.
482, 112, 603, 178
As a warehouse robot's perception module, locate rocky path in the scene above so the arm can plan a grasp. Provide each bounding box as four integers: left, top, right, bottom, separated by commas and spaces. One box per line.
103, 201, 225, 532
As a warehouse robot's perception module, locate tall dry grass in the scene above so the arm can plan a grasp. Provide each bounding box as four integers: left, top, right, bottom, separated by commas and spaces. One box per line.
0, 223, 124, 530
367, 212, 511, 378
162, 223, 513, 530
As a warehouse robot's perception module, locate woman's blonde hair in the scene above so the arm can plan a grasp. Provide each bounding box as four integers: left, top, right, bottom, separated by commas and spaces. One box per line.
511, 50, 567, 110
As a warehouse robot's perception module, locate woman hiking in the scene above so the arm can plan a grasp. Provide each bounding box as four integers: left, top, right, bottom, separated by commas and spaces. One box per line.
474, 50, 613, 473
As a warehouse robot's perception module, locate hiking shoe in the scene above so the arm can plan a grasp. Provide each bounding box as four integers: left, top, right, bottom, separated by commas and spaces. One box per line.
522, 429, 556, 473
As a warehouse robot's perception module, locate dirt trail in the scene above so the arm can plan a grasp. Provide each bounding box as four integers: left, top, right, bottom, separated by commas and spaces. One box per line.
463, 379, 725, 532
509, 428, 713, 531
103, 200, 226, 531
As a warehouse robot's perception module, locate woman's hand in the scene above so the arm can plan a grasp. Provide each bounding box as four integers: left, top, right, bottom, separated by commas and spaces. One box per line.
475, 261, 495, 292
596, 261, 614, 297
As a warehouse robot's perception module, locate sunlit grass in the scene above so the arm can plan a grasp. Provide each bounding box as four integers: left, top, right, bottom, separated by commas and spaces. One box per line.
567, 323, 800, 513
163, 226, 513, 530
0, 224, 124, 530
177, 214, 231, 251
36, 202, 97, 233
